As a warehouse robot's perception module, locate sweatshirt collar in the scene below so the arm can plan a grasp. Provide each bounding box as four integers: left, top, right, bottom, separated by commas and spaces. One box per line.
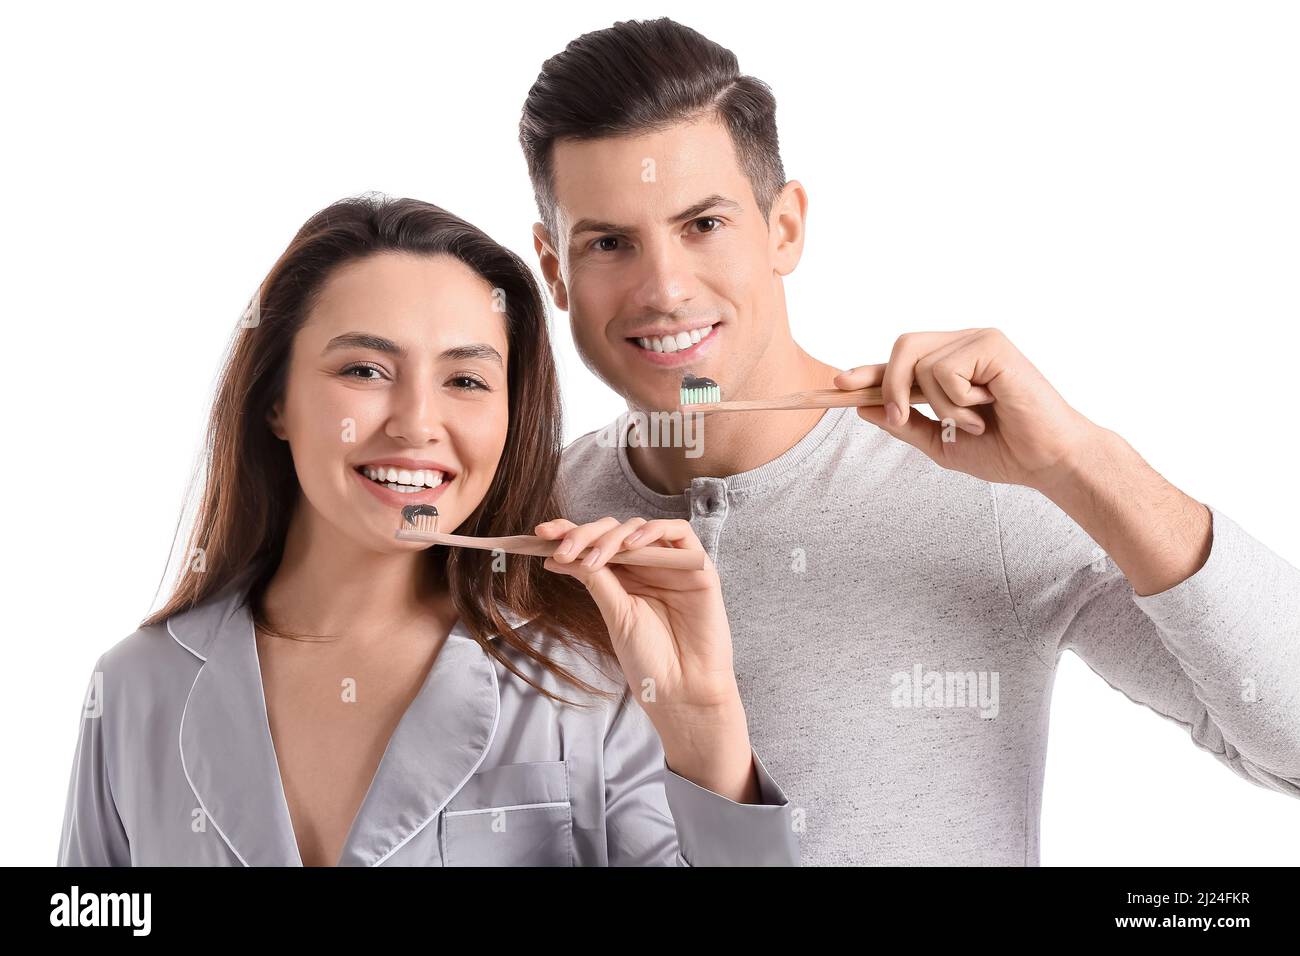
612, 404, 857, 509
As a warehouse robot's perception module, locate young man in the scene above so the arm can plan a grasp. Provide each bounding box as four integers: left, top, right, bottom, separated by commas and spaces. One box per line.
519, 18, 1300, 864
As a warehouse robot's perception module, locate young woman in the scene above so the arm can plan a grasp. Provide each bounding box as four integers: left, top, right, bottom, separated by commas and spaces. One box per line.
57, 194, 797, 867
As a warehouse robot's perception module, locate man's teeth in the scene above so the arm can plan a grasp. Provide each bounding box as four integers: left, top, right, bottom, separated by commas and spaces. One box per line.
360, 466, 447, 493
635, 324, 714, 353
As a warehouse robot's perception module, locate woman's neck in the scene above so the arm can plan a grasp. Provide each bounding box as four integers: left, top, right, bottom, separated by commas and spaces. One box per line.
260, 502, 456, 649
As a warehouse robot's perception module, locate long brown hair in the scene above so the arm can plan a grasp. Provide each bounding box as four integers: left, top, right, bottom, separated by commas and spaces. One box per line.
142, 193, 617, 704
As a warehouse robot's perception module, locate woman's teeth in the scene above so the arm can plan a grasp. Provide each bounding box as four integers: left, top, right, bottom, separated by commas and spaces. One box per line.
360, 466, 447, 494
635, 324, 714, 353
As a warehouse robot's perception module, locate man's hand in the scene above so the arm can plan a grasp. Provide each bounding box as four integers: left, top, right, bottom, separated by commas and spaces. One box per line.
833, 327, 1103, 493
835, 327, 1212, 596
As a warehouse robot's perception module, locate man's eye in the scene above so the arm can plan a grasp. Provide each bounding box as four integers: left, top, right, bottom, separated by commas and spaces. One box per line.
593, 236, 622, 252
693, 217, 722, 233
341, 363, 384, 380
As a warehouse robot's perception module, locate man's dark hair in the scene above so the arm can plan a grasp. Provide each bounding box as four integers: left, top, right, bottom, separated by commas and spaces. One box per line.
519, 17, 786, 242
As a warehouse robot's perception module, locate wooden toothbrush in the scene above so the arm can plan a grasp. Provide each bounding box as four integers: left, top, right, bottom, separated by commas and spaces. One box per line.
678, 374, 929, 413
395, 505, 706, 571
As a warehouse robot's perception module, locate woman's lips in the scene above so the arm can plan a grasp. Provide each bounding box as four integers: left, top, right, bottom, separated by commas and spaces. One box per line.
352, 466, 452, 509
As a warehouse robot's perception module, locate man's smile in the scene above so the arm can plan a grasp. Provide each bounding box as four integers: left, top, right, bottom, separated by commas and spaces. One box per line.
624, 321, 721, 366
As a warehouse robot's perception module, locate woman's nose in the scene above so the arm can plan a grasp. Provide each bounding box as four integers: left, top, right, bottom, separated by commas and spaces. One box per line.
384, 380, 449, 445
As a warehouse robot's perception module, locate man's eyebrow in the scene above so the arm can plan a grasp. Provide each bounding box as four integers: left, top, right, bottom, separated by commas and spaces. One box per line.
568, 194, 743, 238
321, 332, 503, 367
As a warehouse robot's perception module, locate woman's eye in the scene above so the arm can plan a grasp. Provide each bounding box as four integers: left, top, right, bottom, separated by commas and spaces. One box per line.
450, 375, 489, 391
340, 363, 384, 380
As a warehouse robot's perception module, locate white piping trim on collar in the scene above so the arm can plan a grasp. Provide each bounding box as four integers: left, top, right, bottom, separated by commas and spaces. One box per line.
177, 667, 249, 866
167, 618, 206, 662
370, 647, 502, 866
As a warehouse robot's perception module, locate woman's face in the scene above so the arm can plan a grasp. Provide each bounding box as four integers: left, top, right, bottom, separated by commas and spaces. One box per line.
268, 251, 510, 553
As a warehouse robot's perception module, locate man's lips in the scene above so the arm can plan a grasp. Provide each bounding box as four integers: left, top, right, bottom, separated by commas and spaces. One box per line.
624, 323, 721, 367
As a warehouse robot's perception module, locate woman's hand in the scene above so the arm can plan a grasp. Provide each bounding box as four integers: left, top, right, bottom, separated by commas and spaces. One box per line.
536, 516, 759, 803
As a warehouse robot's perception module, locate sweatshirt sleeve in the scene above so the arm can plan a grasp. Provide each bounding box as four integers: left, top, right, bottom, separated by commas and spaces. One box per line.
602, 687, 799, 866
992, 481, 1300, 797
58, 654, 132, 866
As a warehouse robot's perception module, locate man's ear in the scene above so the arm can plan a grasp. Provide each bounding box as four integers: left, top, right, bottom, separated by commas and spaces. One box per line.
768, 180, 809, 277
531, 222, 569, 312
266, 399, 287, 441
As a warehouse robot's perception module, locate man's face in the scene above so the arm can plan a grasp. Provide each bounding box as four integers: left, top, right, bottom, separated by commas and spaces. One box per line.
539, 114, 793, 413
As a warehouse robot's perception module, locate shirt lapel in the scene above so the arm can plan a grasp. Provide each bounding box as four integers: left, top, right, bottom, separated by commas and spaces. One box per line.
335, 619, 499, 865
172, 578, 304, 866
170, 577, 506, 867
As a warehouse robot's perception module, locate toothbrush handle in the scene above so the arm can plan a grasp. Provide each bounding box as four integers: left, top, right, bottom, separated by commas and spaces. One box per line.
394, 529, 707, 570
682, 385, 928, 412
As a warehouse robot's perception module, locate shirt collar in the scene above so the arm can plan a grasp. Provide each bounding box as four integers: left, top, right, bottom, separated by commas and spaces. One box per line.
167, 577, 503, 866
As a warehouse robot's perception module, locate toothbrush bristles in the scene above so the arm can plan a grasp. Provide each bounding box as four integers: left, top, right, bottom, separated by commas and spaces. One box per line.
679, 374, 720, 406
401, 504, 439, 534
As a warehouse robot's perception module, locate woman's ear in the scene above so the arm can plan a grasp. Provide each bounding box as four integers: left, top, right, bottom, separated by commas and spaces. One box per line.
266, 400, 287, 440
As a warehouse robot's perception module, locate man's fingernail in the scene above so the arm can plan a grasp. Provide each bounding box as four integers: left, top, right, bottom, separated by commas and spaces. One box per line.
582, 548, 601, 567
557, 540, 574, 556
886, 402, 901, 425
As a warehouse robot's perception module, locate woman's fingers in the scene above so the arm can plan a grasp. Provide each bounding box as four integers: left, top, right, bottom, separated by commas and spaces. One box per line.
622, 518, 704, 552
576, 517, 650, 572
538, 516, 706, 580
544, 516, 620, 564
534, 518, 577, 538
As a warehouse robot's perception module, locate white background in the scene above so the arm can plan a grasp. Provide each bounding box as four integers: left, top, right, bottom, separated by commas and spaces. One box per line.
3, 1, 1297, 865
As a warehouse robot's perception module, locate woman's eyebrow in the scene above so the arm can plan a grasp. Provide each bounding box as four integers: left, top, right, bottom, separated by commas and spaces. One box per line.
321, 332, 502, 367
441, 343, 504, 367
322, 331, 406, 358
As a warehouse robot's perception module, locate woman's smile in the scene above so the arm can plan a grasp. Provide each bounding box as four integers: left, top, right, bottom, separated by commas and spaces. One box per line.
351, 460, 455, 509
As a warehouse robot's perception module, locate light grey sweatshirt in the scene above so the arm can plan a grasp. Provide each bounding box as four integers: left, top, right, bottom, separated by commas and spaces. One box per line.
557, 405, 1300, 865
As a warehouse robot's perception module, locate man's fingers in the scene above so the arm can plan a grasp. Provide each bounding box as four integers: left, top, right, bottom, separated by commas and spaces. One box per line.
883, 330, 992, 425
882, 333, 963, 425
857, 402, 943, 458
833, 363, 886, 389
915, 351, 987, 435
922, 334, 999, 408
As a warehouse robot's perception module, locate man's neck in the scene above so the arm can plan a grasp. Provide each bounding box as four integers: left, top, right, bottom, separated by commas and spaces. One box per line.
626, 345, 844, 495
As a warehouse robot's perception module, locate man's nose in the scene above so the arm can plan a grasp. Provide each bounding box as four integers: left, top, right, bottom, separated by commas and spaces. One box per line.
628, 235, 693, 314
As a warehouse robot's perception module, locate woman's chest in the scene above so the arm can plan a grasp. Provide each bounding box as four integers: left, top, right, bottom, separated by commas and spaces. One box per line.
266, 691, 408, 865
255, 638, 438, 866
